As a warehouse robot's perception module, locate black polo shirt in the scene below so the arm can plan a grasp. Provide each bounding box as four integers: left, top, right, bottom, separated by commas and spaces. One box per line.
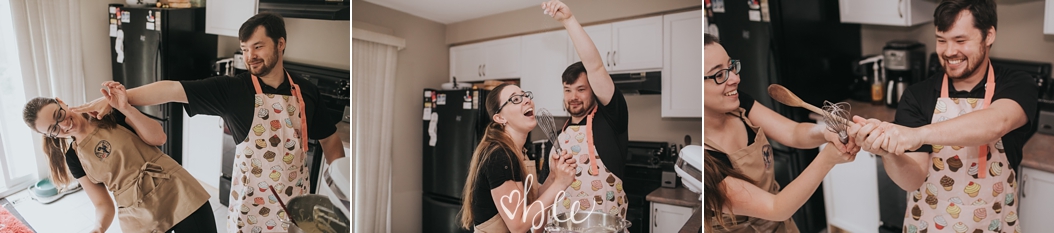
893, 65, 1038, 170
179, 71, 338, 144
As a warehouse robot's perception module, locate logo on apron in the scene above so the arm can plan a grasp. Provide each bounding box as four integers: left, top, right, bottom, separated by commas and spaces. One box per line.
762, 145, 772, 169
95, 140, 112, 159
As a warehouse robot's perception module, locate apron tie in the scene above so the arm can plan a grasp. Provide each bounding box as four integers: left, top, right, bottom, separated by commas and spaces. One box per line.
122, 162, 171, 207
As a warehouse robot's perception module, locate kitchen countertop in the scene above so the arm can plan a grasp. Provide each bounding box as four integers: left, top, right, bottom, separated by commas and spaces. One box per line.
646, 186, 700, 207
843, 99, 1054, 174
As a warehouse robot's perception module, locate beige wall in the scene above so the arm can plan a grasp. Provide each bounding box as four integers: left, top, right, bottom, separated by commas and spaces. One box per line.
216, 18, 350, 70
446, 0, 701, 45
81, 0, 127, 100
352, 0, 449, 232
861, 1, 1054, 69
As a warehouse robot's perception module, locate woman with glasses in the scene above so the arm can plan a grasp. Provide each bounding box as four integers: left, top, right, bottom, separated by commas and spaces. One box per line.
459, 83, 578, 232
21, 83, 216, 233
703, 34, 861, 232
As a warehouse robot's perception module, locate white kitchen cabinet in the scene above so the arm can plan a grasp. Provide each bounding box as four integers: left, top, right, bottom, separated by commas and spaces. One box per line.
449, 37, 522, 82
206, 0, 257, 37
1019, 167, 1054, 233
651, 202, 694, 233
838, 0, 937, 26
520, 30, 570, 117
182, 112, 224, 189
570, 16, 662, 72
823, 148, 881, 233
661, 10, 702, 118
1045, 0, 1054, 35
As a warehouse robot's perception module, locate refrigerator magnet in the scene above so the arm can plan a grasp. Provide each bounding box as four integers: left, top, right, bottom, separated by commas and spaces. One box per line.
109, 24, 117, 37
711, 0, 725, 13
749, 10, 761, 22
463, 102, 472, 110
121, 11, 130, 23
423, 108, 432, 120
437, 94, 446, 105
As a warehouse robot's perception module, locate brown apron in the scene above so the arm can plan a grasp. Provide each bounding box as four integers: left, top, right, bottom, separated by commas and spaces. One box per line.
902, 64, 1019, 233
704, 108, 799, 233
474, 150, 542, 233
75, 124, 210, 233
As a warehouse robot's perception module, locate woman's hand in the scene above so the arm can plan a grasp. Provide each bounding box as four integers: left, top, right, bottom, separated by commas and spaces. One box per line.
822, 128, 860, 155
101, 81, 132, 111
549, 150, 577, 187
819, 142, 857, 165
541, 0, 573, 22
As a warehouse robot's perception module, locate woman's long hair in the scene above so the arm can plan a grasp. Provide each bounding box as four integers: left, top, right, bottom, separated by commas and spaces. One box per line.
23, 97, 116, 190
704, 150, 756, 231
459, 84, 538, 229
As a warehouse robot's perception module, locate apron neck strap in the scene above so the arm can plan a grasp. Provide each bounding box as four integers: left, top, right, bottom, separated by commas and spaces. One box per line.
251, 71, 311, 150
938, 62, 996, 178
940, 62, 996, 103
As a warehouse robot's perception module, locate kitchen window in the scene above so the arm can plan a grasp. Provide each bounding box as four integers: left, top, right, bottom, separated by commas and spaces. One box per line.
0, 0, 38, 196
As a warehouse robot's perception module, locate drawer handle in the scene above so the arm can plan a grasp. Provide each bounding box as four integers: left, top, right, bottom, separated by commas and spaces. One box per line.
1022, 174, 1027, 198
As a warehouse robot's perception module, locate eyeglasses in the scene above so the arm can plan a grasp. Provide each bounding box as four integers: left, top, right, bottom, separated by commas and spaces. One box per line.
495, 91, 533, 114
46, 106, 67, 138
704, 59, 740, 85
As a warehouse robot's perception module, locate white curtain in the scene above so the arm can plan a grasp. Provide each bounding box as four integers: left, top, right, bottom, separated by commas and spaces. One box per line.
6, 0, 87, 185
352, 28, 402, 233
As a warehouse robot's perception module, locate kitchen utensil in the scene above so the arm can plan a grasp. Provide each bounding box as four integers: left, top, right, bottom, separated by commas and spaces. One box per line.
536, 108, 563, 155
821, 101, 852, 144
286, 194, 349, 233
269, 185, 296, 226
767, 84, 834, 118
545, 211, 632, 233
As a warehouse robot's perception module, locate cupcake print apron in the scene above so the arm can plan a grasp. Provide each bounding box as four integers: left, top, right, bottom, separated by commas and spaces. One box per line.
551, 107, 628, 218
902, 64, 1019, 233
227, 72, 311, 233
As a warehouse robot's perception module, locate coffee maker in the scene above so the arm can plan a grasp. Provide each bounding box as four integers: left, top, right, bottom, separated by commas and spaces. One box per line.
883, 41, 926, 107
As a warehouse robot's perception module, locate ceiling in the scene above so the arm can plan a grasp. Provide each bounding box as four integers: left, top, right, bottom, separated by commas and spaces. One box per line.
363, 0, 544, 24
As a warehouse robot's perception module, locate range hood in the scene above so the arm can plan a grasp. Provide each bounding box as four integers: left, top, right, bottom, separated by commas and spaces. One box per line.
611, 71, 661, 95
259, 0, 349, 20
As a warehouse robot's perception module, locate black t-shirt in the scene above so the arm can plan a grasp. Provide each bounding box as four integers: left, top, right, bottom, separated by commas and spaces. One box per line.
894, 65, 1038, 170
180, 72, 338, 143
471, 146, 525, 225
564, 88, 630, 178
67, 111, 132, 179
706, 92, 758, 180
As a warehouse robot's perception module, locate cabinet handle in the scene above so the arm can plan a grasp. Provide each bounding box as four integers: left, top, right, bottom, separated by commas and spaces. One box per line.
898, 0, 904, 19
1022, 174, 1027, 198
606, 52, 611, 67
653, 207, 658, 227
478, 65, 482, 77
483, 64, 486, 76
613, 50, 617, 67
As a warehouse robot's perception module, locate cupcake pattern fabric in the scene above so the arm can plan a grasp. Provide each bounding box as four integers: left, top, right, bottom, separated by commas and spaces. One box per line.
903, 71, 1019, 233
228, 78, 310, 233
551, 122, 628, 218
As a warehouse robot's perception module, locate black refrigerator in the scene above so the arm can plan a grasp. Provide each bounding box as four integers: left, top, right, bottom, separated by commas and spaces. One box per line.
707, 1, 861, 232
422, 88, 491, 233
108, 4, 217, 163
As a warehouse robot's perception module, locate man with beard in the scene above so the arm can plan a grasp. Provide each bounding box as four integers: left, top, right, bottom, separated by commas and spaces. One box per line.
71, 12, 345, 233
849, 0, 1035, 231
539, 0, 631, 218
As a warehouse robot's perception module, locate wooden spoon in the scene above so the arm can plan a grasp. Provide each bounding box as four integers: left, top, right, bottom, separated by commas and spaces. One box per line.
768, 84, 858, 127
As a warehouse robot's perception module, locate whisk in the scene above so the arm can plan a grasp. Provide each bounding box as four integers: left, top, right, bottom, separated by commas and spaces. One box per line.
536, 108, 564, 156
821, 101, 852, 144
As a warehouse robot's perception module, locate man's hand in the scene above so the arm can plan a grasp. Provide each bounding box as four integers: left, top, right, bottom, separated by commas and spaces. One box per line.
848, 116, 924, 156
848, 116, 893, 156
876, 121, 924, 156
542, 0, 573, 22
71, 82, 124, 119
102, 82, 132, 111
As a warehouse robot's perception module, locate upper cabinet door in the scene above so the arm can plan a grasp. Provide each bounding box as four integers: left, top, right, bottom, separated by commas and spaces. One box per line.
520, 31, 570, 117
206, 0, 258, 37
482, 37, 522, 80
838, 0, 936, 26
570, 24, 612, 68
1045, 0, 1054, 35
450, 43, 486, 82
611, 16, 663, 72
662, 10, 702, 118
